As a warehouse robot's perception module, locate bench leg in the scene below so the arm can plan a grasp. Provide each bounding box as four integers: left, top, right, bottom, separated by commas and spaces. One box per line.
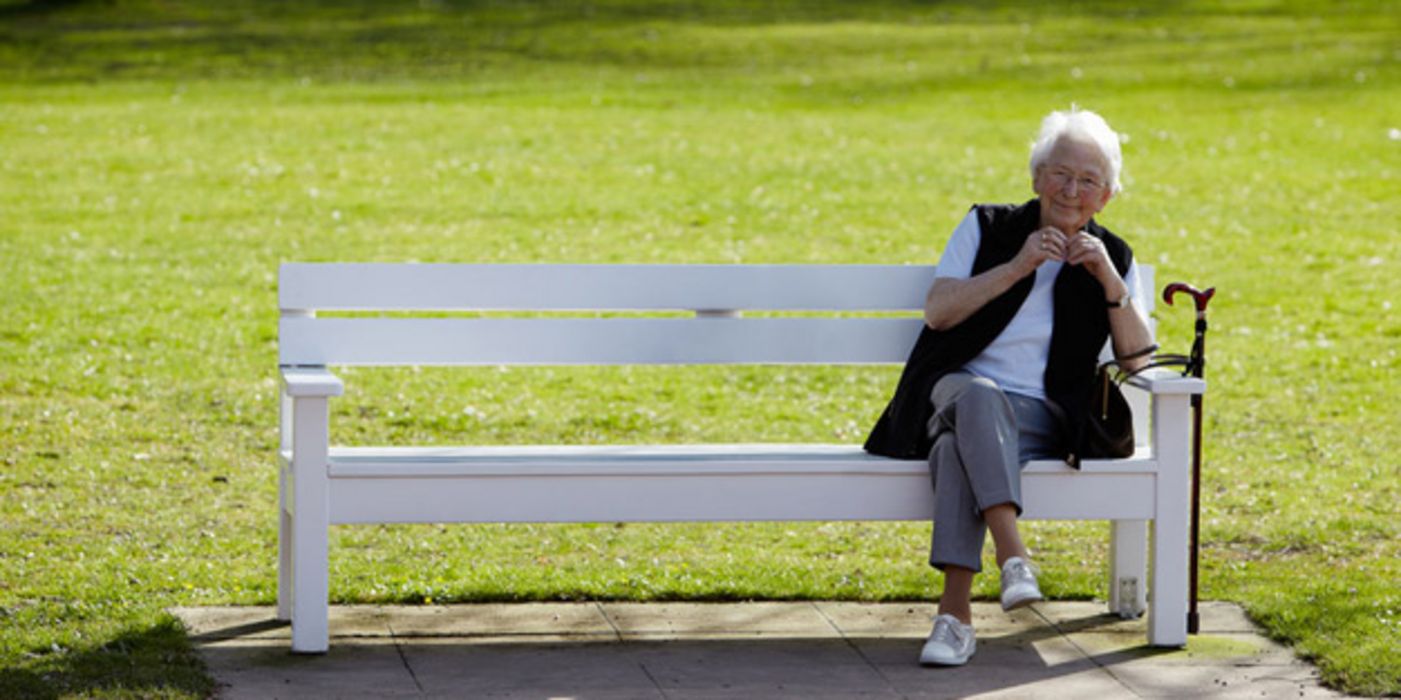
1148, 393, 1191, 647
1109, 520, 1147, 619
277, 390, 293, 622
289, 396, 331, 654
277, 466, 293, 622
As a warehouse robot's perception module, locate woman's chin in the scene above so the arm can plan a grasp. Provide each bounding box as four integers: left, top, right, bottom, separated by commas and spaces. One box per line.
1042, 215, 1077, 233
1047, 210, 1088, 233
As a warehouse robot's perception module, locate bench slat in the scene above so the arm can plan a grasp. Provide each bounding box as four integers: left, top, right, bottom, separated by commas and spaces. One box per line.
327, 475, 1158, 523
279, 317, 925, 366
280, 263, 937, 312
280, 263, 1155, 314
318, 449, 1160, 524
314, 444, 1157, 477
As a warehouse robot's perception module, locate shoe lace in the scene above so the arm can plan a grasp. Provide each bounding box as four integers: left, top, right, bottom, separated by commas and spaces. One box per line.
931, 615, 966, 647
1006, 558, 1039, 583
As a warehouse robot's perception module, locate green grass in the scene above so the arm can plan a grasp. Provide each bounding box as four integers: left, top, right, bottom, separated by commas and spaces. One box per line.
2, 0, 1398, 696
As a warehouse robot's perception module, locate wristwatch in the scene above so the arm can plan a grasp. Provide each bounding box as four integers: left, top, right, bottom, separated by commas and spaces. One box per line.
1107, 291, 1131, 309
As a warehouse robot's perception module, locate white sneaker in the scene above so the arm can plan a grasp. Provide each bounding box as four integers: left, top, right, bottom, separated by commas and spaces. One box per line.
1000, 556, 1043, 611
919, 613, 976, 666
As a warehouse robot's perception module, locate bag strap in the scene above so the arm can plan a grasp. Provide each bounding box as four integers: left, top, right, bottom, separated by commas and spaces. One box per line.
1098, 353, 1193, 385
1116, 343, 1160, 362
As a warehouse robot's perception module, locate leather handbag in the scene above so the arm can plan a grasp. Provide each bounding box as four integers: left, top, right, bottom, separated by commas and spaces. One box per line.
1082, 346, 1191, 461
1083, 361, 1137, 459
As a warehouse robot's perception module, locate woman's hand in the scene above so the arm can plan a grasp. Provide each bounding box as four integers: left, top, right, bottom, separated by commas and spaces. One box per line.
1061, 231, 1154, 372
1014, 227, 1126, 297
1012, 226, 1070, 276
1064, 231, 1119, 288
925, 226, 1068, 330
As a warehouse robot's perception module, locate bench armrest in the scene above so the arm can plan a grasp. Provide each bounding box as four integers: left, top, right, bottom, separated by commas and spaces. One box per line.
1125, 369, 1205, 395
281, 367, 345, 397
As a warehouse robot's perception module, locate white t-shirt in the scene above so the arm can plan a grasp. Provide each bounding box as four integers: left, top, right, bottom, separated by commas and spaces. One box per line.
933, 210, 1145, 401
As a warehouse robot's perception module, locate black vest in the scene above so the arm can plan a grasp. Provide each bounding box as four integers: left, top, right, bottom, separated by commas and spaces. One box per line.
863, 199, 1134, 465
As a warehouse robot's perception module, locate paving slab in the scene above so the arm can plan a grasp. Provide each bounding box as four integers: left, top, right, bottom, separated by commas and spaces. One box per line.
853, 633, 1131, 699
175, 605, 393, 641
600, 601, 835, 638
1105, 661, 1343, 699
402, 637, 663, 698
173, 602, 1359, 699
1062, 630, 1298, 667
814, 601, 1039, 638
387, 602, 617, 640
1033, 600, 1262, 636
626, 638, 891, 697
198, 638, 420, 700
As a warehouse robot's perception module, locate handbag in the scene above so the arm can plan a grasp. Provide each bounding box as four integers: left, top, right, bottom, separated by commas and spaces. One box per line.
1083, 361, 1137, 459
1081, 346, 1192, 461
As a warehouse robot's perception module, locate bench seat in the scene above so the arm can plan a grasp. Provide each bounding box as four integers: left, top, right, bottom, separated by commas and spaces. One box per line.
283, 444, 1162, 525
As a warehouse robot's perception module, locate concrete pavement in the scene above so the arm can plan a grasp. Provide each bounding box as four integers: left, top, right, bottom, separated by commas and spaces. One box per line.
173, 601, 1352, 699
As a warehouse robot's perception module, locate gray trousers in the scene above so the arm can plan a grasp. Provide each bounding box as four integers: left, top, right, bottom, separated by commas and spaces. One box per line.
926, 372, 1064, 573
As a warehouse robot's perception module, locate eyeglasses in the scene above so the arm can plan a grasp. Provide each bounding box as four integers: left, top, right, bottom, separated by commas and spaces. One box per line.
1043, 166, 1107, 195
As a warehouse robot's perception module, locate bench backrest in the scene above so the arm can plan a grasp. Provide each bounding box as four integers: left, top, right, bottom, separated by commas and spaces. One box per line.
278, 263, 1154, 367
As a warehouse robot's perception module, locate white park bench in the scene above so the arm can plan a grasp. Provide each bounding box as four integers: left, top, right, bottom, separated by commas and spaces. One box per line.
277, 263, 1205, 653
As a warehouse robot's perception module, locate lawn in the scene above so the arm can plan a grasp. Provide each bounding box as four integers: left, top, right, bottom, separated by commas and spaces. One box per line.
1, 0, 1398, 696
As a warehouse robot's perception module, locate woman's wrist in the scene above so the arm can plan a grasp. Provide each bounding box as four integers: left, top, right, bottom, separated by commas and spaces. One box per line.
1100, 274, 1129, 303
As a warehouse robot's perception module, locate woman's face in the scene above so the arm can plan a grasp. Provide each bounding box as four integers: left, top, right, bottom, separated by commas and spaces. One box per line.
1032, 136, 1114, 234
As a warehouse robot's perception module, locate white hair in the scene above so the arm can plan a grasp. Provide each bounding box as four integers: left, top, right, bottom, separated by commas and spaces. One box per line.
1029, 108, 1124, 194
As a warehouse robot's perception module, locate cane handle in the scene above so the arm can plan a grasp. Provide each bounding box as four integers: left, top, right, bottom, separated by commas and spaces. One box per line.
1163, 282, 1216, 313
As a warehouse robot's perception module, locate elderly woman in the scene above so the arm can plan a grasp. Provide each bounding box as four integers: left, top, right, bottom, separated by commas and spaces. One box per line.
864, 108, 1155, 666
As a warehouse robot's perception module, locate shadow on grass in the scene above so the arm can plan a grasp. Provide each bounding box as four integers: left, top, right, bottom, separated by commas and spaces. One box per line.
1, 0, 1390, 93
0, 0, 86, 21
0, 616, 212, 700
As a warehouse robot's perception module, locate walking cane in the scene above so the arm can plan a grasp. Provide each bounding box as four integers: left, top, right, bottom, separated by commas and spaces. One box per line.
1163, 282, 1215, 635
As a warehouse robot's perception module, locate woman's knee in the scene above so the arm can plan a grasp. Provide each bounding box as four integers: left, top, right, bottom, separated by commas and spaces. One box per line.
954, 376, 1013, 418
960, 375, 1001, 397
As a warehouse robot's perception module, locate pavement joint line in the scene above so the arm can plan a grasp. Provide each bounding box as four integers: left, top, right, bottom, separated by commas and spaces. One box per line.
1031, 604, 1145, 698
635, 657, 671, 700
385, 620, 426, 694
595, 601, 625, 642
810, 602, 910, 700
599, 601, 680, 700
807, 601, 845, 637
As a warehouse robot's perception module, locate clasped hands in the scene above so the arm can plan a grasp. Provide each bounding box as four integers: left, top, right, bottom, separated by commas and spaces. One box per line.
1015, 227, 1115, 283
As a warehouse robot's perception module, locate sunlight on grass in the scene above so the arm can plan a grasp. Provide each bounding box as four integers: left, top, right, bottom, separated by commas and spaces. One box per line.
1, 0, 1398, 696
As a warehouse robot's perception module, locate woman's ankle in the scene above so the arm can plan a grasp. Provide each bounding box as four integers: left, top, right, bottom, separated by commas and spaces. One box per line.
994, 548, 1030, 569
937, 605, 973, 626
